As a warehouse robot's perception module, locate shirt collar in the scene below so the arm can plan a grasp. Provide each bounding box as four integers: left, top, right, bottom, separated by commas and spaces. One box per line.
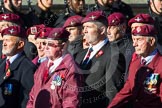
141, 49, 158, 65
7, 52, 22, 64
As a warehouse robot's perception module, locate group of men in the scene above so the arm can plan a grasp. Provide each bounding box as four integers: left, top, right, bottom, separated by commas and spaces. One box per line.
0, 0, 161, 108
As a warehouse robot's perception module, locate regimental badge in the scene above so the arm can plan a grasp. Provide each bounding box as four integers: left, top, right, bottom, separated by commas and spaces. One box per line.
51, 74, 64, 90
2, 14, 9, 19
136, 26, 141, 33
4, 69, 11, 80
135, 17, 142, 22
89, 15, 96, 20
143, 73, 159, 94
4, 83, 13, 95
8, 29, 15, 34
31, 27, 37, 34
70, 21, 75, 26
96, 50, 104, 58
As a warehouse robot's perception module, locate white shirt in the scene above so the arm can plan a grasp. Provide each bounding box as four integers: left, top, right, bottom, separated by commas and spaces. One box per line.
83, 38, 108, 64
7, 52, 22, 64
48, 55, 64, 74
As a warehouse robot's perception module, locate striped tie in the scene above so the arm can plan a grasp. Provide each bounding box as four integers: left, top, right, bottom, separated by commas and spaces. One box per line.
82, 47, 93, 65
4, 59, 11, 79
141, 59, 146, 65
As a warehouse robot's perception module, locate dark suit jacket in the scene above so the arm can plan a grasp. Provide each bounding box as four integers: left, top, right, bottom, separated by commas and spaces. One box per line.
24, 41, 38, 61
0, 52, 37, 108
75, 42, 125, 108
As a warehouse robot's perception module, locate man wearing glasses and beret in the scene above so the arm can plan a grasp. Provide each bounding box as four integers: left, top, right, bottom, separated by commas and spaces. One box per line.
27, 28, 82, 108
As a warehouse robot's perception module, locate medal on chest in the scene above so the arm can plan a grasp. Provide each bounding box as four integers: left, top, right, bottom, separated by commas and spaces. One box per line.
50, 74, 65, 90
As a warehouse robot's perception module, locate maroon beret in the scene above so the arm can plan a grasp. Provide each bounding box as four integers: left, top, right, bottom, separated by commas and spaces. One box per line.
63, 15, 83, 28
0, 13, 23, 25
82, 10, 108, 26
1, 26, 26, 38
108, 12, 126, 26
132, 25, 157, 36
26, 24, 45, 36
35, 27, 53, 39
48, 28, 70, 41
128, 13, 154, 27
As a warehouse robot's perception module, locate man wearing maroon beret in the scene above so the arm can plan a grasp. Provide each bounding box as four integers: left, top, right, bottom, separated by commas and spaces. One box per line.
128, 13, 155, 31
0, 26, 37, 108
107, 12, 134, 81
75, 10, 125, 108
108, 25, 162, 108
32, 26, 53, 67
27, 27, 82, 108
63, 15, 83, 57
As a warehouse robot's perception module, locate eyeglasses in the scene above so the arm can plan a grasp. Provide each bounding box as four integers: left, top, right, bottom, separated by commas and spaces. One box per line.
43, 41, 60, 47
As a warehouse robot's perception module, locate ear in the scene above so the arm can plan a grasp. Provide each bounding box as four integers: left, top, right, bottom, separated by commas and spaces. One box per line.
149, 37, 156, 46
17, 40, 25, 49
99, 26, 106, 35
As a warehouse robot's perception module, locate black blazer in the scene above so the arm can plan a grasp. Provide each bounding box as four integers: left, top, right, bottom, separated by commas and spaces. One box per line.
75, 42, 125, 108
0, 52, 37, 108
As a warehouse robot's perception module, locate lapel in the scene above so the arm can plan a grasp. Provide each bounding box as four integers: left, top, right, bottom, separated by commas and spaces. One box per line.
0, 53, 26, 85
75, 48, 88, 65
147, 52, 161, 70
0, 59, 7, 85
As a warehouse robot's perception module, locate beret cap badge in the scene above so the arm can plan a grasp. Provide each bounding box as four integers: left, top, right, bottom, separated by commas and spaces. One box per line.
135, 17, 142, 22
8, 29, 15, 34
89, 15, 96, 20
136, 26, 141, 33
2, 14, 9, 19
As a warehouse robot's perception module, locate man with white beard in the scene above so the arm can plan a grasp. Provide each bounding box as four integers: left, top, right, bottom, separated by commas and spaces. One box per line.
0, 26, 37, 108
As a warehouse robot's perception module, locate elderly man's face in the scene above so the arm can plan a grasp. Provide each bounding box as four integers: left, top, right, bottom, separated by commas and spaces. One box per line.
35, 38, 46, 58
107, 25, 125, 42
2, 35, 22, 56
83, 22, 101, 45
65, 26, 82, 42
44, 39, 64, 60
132, 35, 155, 57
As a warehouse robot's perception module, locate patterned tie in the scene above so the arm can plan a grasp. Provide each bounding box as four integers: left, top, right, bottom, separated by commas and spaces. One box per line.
141, 59, 146, 65
4, 59, 11, 79
43, 62, 54, 83
82, 47, 93, 65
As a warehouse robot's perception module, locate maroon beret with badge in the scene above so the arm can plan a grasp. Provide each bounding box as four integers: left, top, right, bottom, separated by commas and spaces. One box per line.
63, 15, 83, 28
0, 13, 23, 25
132, 25, 157, 36
128, 13, 154, 27
1, 26, 26, 38
82, 10, 108, 26
108, 12, 126, 26
26, 24, 45, 36
48, 28, 70, 42
35, 27, 53, 39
